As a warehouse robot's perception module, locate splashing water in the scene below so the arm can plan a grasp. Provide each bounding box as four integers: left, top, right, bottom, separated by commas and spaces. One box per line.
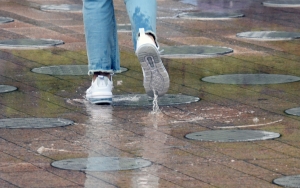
152, 89, 160, 114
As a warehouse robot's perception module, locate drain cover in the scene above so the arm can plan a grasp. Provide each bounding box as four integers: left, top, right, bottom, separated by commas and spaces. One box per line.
117, 24, 131, 32
177, 12, 244, 20
51, 157, 152, 171
202, 74, 300, 85
32, 65, 127, 75
40, 4, 82, 12
185, 130, 280, 142
0, 39, 64, 49
285, 107, 300, 116
0, 85, 17, 93
263, 0, 300, 7
0, 17, 14, 24
160, 46, 233, 58
273, 175, 300, 187
113, 94, 200, 106
236, 31, 300, 41
0, 118, 73, 129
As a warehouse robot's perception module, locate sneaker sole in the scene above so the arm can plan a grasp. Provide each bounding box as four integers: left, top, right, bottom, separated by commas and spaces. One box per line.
86, 94, 112, 104
136, 44, 169, 97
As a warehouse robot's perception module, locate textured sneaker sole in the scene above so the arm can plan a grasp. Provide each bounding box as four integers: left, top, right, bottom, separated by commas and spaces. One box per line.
136, 44, 169, 97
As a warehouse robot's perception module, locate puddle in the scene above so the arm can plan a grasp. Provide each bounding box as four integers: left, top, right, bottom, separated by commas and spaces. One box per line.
0, 17, 14, 24
263, 0, 300, 7
285, 107, 300, 116
32, 65, 128, 76
40, 4, 82, 12
236, 31, 300, 41
0, 39, 64, 49
112, 94, 199, 106
51, 157, 152, 171
0, 85, 17, 93
177, 12, 244, 20
185, 130, 280, 142
202, 74, 300, 85
160, 45, 233, 58
0, 118, 74, 129
273, 175, 300, 187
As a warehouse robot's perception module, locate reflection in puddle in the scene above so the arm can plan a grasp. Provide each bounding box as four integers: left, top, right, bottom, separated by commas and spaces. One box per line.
83, 100, 162, 187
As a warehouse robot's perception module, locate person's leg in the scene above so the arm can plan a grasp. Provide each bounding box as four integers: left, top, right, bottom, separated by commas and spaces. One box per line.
124, 0, 157, 50
124, 0, 169, 97
83, 0, 120, 104
83, 0, 120, 78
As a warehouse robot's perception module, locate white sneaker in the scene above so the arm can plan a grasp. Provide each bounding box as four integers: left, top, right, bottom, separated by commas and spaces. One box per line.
136, 28, 169, 97
86, 75, 113, 104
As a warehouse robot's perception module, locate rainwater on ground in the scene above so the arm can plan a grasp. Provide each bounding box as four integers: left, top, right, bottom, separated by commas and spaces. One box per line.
0, 0, 300, 187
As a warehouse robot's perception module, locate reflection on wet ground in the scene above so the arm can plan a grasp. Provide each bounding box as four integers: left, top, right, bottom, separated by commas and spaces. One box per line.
0, 0, 300, 187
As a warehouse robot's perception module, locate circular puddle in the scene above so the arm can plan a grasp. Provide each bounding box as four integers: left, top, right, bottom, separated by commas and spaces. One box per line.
0, 85, 17, 93
263, 0, 300, 7
285, 107, 300, 116
0, 17, 14, 24
177, 12, 244, 20
113, 94, 200, 106
160, 45, 233, 58
273, 175, 300, 187
0, 39, 64, 49
202, 74, 300, 85
236, 31, 300, 41
185, 130, 280, 142
40, 4, 82, 12
32, 65, 128, 76
51, 157, 152, 171
0, 118, 74, 129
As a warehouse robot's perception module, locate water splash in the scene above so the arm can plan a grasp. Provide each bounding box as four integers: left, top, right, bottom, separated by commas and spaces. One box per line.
152, 89, 160, 114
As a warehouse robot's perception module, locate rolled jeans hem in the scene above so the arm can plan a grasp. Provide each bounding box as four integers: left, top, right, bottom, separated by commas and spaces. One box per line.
88, 69, 121, 76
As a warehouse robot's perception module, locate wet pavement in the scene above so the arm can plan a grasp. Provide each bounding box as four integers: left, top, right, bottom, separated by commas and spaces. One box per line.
0, 0, 300, 187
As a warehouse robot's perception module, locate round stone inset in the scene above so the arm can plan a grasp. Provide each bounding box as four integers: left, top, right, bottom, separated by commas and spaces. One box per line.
285, 107, 300, 116
113, 94, 200, 106
0, 39, 64, 49
236, 31, 300, 41
40, 4, 82, 12
185, 130, 280, 142
0, 85, 17, 93
263, 0, 300, 7
160, 46, 233, 58
117, 24, 131, 32
0, 118, 74, 129
202, 74, 300, 85
273, 175, 300, 187
177, 12, 244, 20
51, 157, 152, 171
32, 65, 128, 75
0, 17, 14, 24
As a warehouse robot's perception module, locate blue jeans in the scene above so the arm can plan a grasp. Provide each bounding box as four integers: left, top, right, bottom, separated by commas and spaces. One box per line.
83, 0, 157, 75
